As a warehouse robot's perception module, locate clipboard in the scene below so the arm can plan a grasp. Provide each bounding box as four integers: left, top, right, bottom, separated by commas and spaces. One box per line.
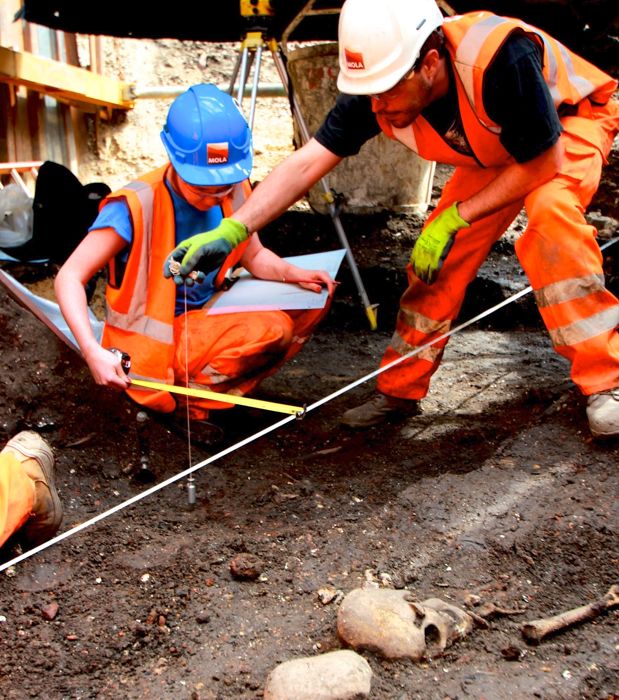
206, 249, 346, 315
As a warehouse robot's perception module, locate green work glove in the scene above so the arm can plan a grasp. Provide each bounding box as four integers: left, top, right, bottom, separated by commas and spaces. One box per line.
164, 218, 249, 285
409, 203, 470, 284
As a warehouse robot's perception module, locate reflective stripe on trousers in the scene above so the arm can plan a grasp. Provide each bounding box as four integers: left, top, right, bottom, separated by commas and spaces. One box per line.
378, 100, 619, 399
172, 304, 331, 419
519, 101, 619, 394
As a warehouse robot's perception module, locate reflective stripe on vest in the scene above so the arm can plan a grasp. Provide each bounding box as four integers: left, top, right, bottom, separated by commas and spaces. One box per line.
106, 173, 247, 337
449, 13, 602, 117
390, 125, 420, 154
107, 179, 173, 341
451, 13, 504, 134
101, 167, 249, 410
105, 308, 174, 344
382, 13, 617, 167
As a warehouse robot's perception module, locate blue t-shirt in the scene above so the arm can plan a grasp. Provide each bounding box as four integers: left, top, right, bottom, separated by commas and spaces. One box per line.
89, 180, 224, 315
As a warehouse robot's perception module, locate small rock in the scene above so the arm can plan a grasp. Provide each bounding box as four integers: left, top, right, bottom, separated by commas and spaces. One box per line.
41, 602, 59, 621
229, 553, 264, 581
463, 593, 482, 608
501, 645, 525, 661
133, 623, 149, 638
318, 587, 338, 604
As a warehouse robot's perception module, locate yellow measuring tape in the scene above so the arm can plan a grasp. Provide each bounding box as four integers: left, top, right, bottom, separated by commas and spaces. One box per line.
131, 378, 304, 416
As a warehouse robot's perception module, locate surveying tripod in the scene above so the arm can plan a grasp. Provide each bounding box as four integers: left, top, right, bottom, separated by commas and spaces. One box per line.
229, 0, 378, 330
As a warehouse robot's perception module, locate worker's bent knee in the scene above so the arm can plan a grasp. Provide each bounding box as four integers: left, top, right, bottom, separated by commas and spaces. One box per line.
255, 311, 295, 350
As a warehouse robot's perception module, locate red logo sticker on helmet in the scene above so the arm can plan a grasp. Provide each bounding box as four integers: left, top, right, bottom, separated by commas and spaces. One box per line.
344, 48, 365, 70
207, 142, 229, 164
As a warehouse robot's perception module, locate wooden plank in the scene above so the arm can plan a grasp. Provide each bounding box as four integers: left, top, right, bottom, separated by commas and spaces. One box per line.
0, 160, 44, 174
0, 46, 134, 110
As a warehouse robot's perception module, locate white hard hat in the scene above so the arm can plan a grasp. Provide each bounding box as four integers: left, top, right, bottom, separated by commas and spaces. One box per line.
337, 0, 444, 95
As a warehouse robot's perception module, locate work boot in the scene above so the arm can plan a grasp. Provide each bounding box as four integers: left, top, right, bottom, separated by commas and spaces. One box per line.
586, 388, 619, 438
341, 393, 420, 429
1, 431, 63, 546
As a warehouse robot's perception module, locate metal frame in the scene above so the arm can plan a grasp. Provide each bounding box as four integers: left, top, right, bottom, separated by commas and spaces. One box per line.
228, 1, 378, 330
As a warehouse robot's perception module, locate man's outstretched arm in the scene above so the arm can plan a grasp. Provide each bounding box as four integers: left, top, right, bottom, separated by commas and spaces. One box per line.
165, 139, 342, 280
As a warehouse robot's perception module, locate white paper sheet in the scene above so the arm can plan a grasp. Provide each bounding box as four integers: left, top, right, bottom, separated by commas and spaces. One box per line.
206, 249, 346, 314
0, 269, 103, 350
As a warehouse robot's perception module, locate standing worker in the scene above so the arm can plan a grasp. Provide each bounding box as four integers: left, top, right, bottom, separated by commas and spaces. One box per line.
0, 431, 62, 552
167, 1, 619, 438
55, 84, 334, 435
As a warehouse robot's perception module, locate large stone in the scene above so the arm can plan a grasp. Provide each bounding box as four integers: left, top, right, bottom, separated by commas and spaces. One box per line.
263, 649, 372, 700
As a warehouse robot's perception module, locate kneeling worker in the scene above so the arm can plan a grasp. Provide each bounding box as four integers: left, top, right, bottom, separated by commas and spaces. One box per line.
55, 84, 335, 430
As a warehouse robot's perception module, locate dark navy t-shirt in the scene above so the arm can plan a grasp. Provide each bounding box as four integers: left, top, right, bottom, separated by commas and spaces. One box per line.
314, 33, 562, 164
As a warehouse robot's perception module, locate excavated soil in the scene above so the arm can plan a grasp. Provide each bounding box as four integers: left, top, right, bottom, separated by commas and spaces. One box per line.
0, 25, 618, 700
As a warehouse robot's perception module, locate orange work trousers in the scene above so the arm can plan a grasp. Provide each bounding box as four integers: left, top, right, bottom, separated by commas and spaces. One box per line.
0, 452, 34, 547
379, 99, 619, 399
172, 303, 331, 419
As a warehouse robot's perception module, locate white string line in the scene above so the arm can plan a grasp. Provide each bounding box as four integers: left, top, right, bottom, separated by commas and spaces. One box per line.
2, 236, 616, 573
307, 235, 618, 412
0, 411, 298, 573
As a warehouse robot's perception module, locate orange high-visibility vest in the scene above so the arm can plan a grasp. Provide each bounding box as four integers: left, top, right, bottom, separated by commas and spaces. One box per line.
377, 12, 618, 167
101, 165, 250, 412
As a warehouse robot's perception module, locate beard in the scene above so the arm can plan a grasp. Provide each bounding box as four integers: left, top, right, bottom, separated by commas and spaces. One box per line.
381, 77, 433, 129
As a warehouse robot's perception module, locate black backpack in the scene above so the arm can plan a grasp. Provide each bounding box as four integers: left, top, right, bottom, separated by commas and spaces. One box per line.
0, 161, 110, 264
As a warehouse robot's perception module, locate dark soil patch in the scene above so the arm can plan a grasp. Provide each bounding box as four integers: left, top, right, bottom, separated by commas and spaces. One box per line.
0, 82, 618, 700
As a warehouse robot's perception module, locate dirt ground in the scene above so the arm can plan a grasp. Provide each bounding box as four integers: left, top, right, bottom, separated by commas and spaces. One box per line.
0, 26, 618, 700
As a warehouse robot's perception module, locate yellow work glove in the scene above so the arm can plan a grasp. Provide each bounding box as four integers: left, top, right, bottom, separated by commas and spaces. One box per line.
409, 203, 470, 284
163, 218, 249, 286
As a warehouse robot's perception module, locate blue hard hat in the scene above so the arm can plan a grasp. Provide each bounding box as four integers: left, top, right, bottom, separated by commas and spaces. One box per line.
160, 84, 253, 186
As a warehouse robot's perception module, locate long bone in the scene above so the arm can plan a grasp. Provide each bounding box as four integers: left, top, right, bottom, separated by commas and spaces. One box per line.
521, 584, 619, 644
